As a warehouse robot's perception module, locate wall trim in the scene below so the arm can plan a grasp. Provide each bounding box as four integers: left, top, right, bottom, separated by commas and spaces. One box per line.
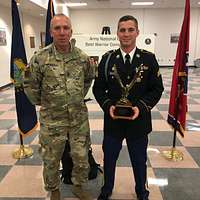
0, 83, 13, 91
160, 65, 196, 68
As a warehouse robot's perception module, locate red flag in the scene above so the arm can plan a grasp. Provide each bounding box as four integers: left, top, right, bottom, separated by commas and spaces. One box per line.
167, 0, 190, 137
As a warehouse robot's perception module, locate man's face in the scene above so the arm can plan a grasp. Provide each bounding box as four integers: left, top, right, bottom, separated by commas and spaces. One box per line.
117, 20, 139, 49
50, 16, 72, 48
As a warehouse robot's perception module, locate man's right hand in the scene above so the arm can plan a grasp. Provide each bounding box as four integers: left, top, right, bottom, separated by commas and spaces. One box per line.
109, 105, 116, 119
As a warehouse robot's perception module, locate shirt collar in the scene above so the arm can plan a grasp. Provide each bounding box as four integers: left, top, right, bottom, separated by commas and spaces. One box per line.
120, 47, 136, 63
53, 43, 72, 60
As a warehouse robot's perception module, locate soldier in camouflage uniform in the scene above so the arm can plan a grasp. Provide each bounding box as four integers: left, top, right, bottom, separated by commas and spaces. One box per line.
24, 14, 95, 200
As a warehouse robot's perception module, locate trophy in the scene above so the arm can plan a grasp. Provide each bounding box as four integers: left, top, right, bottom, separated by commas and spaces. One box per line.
114, 87, 134, 119
112, 64, 144, 120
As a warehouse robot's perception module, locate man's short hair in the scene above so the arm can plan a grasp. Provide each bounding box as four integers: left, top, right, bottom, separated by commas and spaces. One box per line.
118, 15, 138, 30
50, 13, 70, 30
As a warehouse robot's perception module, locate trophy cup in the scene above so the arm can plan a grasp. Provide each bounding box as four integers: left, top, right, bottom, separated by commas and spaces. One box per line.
112, 64, 144, 120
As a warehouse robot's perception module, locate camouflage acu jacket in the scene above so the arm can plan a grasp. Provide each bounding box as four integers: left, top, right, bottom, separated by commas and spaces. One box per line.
24, 44, 95, 127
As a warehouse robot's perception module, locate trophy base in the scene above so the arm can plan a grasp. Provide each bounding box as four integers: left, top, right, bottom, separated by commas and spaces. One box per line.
114, 105, 134, 120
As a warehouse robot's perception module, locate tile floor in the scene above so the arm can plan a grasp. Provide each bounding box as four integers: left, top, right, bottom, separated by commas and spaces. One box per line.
0, 67, 200, 200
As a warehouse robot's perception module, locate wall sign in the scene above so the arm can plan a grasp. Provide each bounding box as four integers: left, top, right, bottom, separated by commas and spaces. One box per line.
0, 28, 7, 46
73, 34, 155, 59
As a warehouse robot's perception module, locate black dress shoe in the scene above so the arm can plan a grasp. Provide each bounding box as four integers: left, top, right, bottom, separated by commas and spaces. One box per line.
97, 192, 111, 200
137, 190, 149, 200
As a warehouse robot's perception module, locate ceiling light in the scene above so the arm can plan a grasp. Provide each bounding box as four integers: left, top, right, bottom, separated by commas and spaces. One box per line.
131, 2, 154, 6
66, 2, 87, 7
198, 2, 200, 5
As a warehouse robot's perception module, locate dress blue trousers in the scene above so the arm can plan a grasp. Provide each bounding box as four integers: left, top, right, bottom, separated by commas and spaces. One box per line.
101, 134, 149, 199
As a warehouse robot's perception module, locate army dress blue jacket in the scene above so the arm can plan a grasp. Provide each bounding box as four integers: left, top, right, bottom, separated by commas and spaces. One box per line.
93, 48, 164, 139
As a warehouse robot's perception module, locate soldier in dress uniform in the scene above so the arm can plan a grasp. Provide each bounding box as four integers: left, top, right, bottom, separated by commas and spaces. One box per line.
24, 14, 95, 200
93, 15, 164, 200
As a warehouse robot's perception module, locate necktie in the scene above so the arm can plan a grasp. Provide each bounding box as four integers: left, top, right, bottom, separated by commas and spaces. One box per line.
125, 54, 131, 75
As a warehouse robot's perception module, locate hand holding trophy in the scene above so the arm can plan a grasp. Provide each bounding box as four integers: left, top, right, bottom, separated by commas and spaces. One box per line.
110, 105, 139, 120
113, 88, 135, 120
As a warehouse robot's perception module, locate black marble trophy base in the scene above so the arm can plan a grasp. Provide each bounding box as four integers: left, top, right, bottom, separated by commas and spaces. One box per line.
114, 105, 134, 119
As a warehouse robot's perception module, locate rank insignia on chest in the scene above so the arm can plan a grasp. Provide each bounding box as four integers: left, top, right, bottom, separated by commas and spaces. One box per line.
143, 65, 149, 70
136, 77, 142, 82
109, 71, 115, 76
112, 64, 117, 71
136, 53, 140, 58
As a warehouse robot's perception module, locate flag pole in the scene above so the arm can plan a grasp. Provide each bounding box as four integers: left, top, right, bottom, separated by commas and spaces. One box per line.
163, 0, 189, 161
12, 133, 33, 159
163, 84, 184, 161
11, 0, 37, 159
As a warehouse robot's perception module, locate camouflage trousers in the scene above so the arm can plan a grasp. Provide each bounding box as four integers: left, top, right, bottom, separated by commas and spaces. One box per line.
39, 120, 90, 191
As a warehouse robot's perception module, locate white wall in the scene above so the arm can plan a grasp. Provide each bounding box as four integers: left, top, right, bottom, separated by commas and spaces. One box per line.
0, 4, 45, 87
70, 8, 200, 66
0, 5, 12, 87
22, 12, 45, 61
195, 8, 200, 59
56, 5, 70, 16
1, 6, 200, 87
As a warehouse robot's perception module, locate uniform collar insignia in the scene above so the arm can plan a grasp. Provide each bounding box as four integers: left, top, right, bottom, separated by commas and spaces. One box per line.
136, 53, 140, 58
116, 54, 120, 59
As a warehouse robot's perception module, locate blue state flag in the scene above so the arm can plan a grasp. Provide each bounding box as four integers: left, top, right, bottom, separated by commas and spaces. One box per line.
45, 0, 55, 46
10, 0, 38, 136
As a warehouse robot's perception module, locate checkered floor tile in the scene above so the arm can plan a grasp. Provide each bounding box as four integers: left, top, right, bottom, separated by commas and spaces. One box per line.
0, 68, 200, 200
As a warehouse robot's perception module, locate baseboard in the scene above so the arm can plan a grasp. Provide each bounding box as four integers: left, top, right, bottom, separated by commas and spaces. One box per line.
160, 65, 196, 68
0, 83, 13, 91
